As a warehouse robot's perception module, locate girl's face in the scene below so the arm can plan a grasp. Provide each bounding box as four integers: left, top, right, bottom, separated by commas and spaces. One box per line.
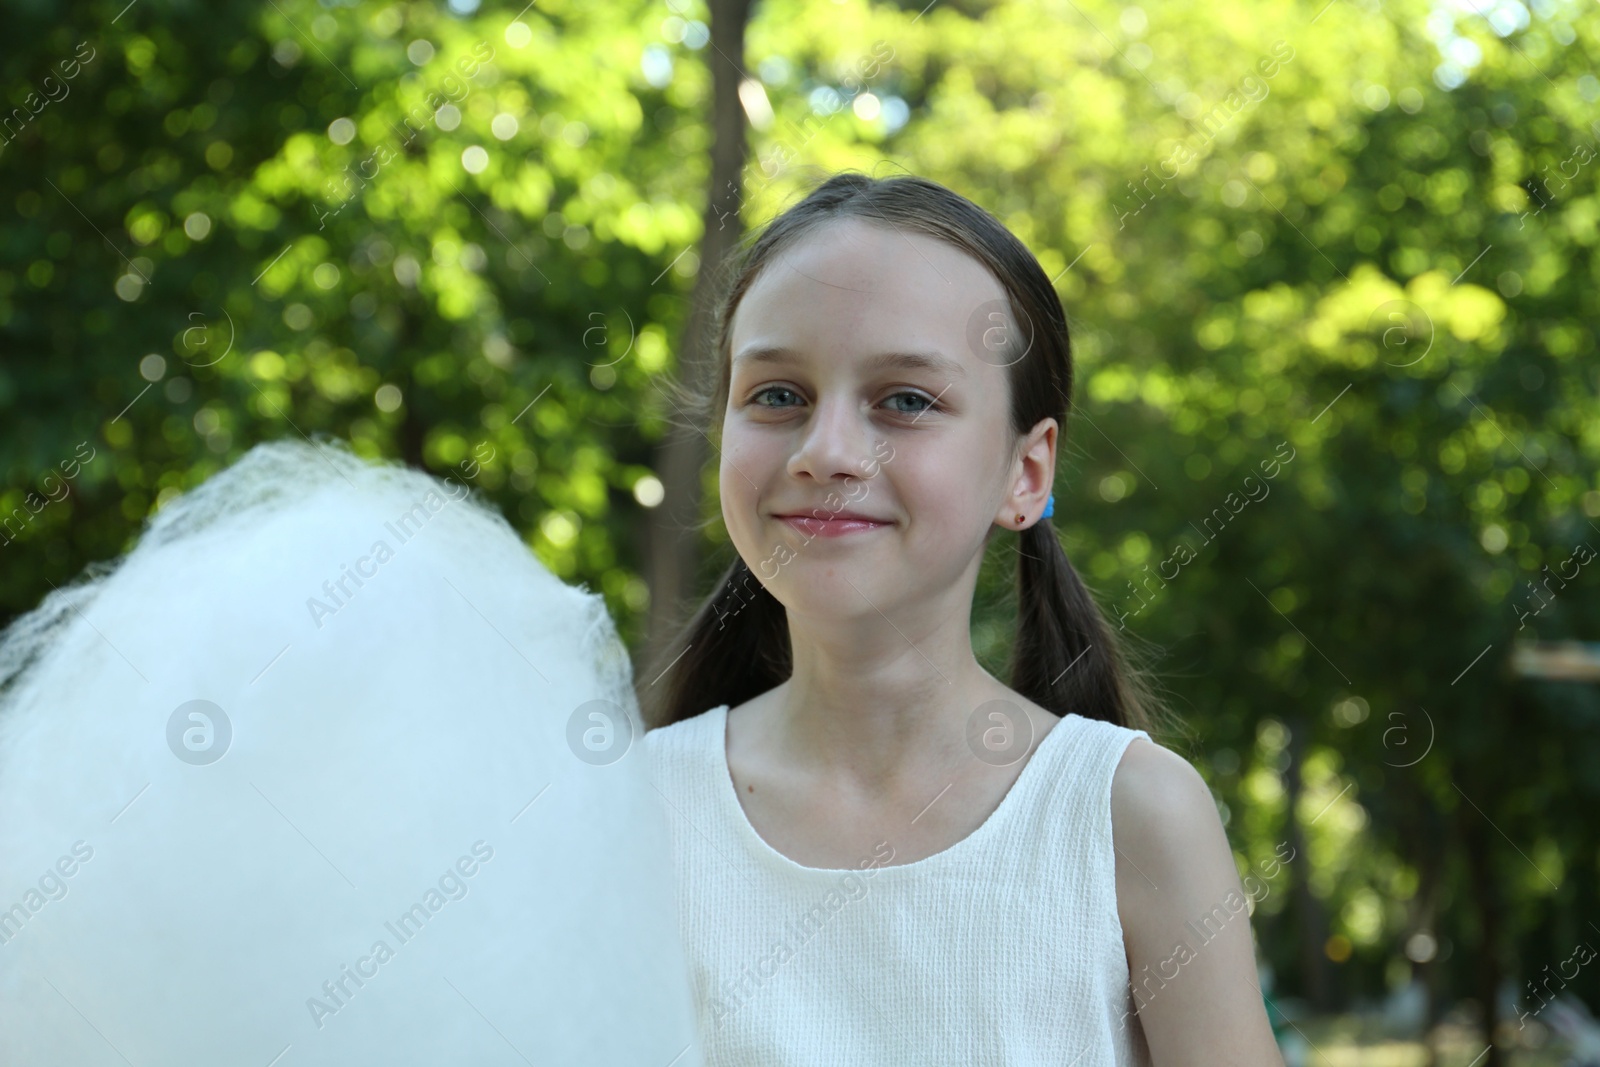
721, 216, 1051, 623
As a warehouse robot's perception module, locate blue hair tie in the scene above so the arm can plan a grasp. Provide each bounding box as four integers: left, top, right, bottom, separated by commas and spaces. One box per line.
1042, 493, 1054, 519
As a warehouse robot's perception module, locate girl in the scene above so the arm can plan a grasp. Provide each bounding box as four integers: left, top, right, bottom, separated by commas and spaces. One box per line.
643, 171, 1283, 1066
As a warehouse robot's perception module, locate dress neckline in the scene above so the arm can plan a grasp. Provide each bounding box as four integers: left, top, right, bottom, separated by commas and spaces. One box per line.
710, 703, 1077, 876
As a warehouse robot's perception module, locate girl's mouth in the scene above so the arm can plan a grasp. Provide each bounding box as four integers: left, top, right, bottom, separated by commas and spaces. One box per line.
775, 515, 891, 538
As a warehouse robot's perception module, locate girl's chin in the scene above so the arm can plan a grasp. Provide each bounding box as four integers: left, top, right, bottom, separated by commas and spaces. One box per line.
764, 570, 901, 611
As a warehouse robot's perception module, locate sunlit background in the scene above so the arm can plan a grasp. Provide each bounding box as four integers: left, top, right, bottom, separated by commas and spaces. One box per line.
2, 0, 1598, 1063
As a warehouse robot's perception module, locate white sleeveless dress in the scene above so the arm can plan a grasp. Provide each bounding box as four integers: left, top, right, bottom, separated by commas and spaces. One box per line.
645, 703, 1157, 1066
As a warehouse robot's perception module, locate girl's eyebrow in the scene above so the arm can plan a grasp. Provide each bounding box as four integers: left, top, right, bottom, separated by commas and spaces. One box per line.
732, 345, 967, 379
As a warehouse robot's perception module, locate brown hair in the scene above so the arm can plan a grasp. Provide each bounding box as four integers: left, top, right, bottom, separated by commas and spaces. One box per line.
640, 169, 1174, 740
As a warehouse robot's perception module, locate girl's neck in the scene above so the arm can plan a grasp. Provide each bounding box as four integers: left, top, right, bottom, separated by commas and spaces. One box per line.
741, 655, 1023, 799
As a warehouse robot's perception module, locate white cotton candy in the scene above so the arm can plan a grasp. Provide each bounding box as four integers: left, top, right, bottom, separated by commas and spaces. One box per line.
0, 438, 702, 1067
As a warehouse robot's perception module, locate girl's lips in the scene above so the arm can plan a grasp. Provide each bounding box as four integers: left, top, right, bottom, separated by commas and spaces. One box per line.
776, 515, 891, 538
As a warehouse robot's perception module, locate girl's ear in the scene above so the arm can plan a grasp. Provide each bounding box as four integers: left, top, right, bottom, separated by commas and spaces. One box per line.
996, 418, 1058, 528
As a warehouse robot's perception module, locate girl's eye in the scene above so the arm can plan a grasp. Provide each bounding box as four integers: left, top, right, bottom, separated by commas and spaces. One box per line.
752, 386, 800, 408
884, 391, 935, 416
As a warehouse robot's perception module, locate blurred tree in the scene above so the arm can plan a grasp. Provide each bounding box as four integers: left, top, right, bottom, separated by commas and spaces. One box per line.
1, 0, 710, 652
643, 0, 754, 672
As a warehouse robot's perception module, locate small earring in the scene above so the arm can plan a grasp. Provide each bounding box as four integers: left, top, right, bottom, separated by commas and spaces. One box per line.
1016, 493, 1055, 527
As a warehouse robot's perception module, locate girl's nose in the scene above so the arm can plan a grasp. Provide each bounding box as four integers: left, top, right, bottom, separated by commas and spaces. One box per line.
786, 395, 879, 484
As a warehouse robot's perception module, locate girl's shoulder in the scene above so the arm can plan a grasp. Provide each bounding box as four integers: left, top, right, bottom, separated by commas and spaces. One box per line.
641, 702, 725, 759
1107, 735, 1232, 936
1108, 734, 1201, 832
1107, 737, 1283, 1059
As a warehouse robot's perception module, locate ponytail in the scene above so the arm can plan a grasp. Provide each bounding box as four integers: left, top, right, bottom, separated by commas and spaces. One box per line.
640, 555, 790, 731
1012, 522, 1166, 735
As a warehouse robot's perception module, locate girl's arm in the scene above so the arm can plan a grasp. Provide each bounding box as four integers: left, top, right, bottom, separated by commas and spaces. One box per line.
1110, 738, 1286, 1066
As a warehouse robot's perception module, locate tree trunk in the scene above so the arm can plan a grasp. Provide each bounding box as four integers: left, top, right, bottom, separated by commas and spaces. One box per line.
642, 0, 754, 671
1412, 791, 1445, 1067
398, 307, 427, 470
1460, 791, 1505, 1067
1282, 713, 1335, 1013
